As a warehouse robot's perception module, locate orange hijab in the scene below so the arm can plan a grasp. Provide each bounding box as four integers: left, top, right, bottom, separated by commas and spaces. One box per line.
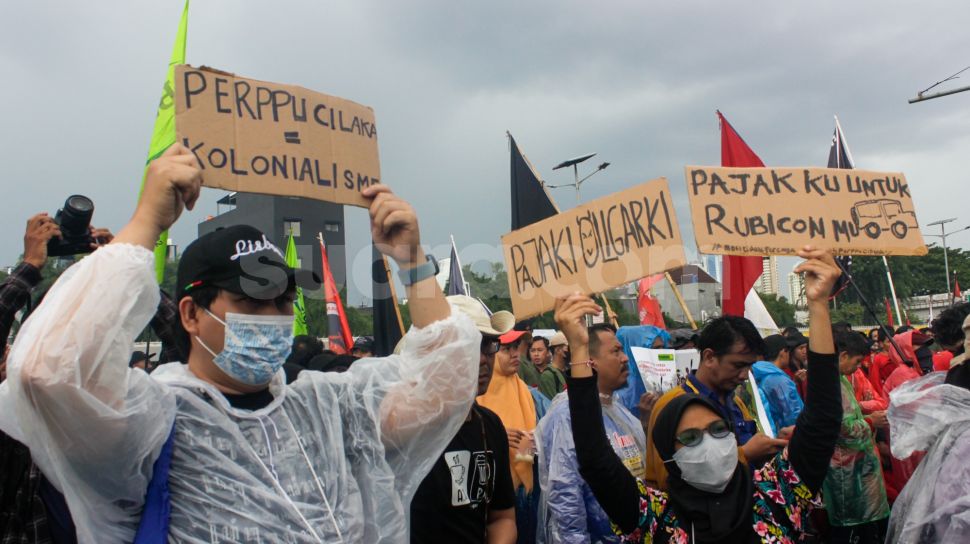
477, 363, 537, 492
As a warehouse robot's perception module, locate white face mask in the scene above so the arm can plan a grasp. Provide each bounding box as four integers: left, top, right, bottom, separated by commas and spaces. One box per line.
195, 310, 294, 386
670, 432, 739, 493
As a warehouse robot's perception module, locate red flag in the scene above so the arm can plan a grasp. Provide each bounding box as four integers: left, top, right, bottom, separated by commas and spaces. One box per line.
955, 275, 962, 301
885, 298, 896, 329
320, 240, 354, 354
718, 111, 765, 316
638, 275, 666, 329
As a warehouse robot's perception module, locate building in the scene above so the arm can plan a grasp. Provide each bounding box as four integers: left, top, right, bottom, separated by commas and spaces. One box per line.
700, 254, 722, 283
754, 256, 779, 296
199, 193, 347, 288
652, 265, 721, 325
788, 272, 806, 308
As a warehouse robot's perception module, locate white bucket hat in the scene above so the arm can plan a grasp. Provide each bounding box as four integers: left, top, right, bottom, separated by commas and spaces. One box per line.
446, 295, 515, 337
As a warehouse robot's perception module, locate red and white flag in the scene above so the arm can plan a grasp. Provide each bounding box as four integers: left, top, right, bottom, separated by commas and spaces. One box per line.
320, 239, 354, 354
637, 275, 666, 329
718, 111, 766, 317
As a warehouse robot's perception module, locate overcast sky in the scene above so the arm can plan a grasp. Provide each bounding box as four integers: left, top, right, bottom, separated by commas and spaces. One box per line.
2, 1, 968, 303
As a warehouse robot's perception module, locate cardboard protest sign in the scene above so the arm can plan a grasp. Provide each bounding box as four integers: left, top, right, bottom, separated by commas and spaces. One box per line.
502, 178, 686, 318
175, 65, 380, 207
631, 348, 678, 394
684, 166, 927, 256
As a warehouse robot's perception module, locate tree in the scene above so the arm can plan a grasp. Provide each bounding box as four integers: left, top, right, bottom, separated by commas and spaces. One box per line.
837, 245, 970, 306
758, 292, 797, 327
829, 302, 873, 327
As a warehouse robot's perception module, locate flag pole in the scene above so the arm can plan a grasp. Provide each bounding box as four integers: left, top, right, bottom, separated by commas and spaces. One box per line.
665, 271, 698, 329
382, 254, 406, 334
599, 294, 620, 329
883, 256, 903, 326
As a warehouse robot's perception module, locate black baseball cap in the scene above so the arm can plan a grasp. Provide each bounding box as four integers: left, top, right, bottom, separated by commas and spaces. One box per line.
353, 336, 375, 352
786, 334, 809, 349
176, 225, 319, 301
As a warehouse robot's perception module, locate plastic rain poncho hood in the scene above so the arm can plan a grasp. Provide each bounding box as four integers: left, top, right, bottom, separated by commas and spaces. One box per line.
887, 372, 970, 543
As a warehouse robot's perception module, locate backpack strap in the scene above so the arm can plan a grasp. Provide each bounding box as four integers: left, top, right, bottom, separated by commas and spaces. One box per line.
133, 424, 177, 543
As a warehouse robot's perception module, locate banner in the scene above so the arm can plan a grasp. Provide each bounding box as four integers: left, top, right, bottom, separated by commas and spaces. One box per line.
685, 166, 927, 256
501, 178, 686, 318
175, 65, 380, 207
631, 347, 678, 394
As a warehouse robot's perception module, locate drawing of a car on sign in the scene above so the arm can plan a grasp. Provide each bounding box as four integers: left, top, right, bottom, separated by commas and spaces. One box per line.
851, 199, 919, 239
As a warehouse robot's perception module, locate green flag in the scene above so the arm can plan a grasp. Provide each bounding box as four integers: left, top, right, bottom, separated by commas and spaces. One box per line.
285, 232, 308, 336
140, 0, 189, 283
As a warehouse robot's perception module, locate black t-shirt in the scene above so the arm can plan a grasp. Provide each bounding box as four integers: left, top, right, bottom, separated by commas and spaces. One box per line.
410, 405, 515, 543
223, 388, 274, 411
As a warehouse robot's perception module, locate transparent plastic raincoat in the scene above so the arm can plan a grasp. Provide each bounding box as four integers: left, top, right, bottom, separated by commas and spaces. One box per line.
536, 394, 646, 543
887, 372, 970, 543
821, 375, 889, 526
0, 244, 480, 543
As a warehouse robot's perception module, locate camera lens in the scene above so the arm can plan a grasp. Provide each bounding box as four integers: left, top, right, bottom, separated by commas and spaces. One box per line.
59, 195, 94, 236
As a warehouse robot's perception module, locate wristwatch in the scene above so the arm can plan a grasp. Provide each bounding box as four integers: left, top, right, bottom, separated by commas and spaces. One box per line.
397, 254, 439, 286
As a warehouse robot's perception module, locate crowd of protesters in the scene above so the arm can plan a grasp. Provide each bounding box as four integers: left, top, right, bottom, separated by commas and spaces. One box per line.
0, 144, 967, 543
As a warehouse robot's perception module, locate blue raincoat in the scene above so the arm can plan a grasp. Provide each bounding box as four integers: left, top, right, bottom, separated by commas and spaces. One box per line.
750, 361, 804, 430
615, 326, 671, 417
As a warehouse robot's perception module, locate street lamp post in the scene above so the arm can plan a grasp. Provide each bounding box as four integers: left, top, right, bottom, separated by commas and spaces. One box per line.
925, 218, 970, 294
547, 153, 610, 204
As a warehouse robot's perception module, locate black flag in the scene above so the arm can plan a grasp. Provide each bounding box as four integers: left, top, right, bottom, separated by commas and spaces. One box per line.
827, 117, 855, 298
371, 244, 403, 357
446, 237, 467, 296
510, 133, 559, 230
827, 116, 855, 169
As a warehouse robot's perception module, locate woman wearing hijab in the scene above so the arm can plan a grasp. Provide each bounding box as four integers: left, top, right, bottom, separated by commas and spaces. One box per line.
555, 247, 844, 543
478, 329, 541, 544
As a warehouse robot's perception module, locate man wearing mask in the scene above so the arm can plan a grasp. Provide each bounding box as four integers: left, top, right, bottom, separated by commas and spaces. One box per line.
0, 144, 481, 543
643, 316, 789, 490
536, 324, 646, 543
411, 296, 517, 544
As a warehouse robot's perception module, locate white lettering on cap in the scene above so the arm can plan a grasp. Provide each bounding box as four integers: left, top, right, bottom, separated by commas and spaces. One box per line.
229, 234, 285, 262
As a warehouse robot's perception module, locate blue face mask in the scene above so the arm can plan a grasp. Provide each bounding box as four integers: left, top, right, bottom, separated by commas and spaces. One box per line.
195, 310, 294, 386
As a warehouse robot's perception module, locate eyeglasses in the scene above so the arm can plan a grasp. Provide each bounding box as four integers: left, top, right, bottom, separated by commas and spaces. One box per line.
675, 419, 731, 447
481, 339, 500, 355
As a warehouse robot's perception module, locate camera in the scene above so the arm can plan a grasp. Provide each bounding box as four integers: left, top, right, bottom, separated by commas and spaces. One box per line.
47, 195, 96, 257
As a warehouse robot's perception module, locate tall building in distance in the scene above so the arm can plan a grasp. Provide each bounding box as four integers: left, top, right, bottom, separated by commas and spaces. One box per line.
754, 256, 779, 296
198, 193, 347, 288
788, 272, 806, 308
700, 253, 722, 283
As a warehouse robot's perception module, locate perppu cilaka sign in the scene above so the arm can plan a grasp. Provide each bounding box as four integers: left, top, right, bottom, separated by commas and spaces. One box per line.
684, 166, 927, 256
175, 65, 380, 207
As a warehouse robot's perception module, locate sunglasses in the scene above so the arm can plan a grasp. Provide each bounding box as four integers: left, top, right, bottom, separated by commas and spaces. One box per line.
675, 419, 731, 448
481, 339, 500, 355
